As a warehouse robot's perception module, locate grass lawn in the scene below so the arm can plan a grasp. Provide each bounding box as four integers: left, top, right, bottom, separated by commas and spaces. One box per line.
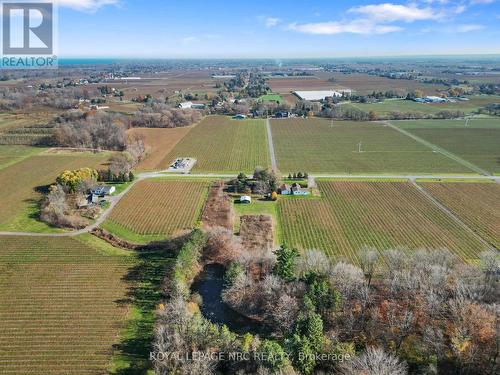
164, 116, 271, 173
259, 94, 284, 103
271, 118, 470, 174
393, 118, 500, 175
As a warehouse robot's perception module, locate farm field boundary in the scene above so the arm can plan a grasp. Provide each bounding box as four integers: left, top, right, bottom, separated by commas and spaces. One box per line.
385, 120, 490, 176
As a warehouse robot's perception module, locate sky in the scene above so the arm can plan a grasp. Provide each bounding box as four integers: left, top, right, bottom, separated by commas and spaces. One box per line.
54, 0, 500, 58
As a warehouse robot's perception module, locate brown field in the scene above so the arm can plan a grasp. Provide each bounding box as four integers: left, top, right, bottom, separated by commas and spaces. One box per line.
422, 182, 500, 249
0, 153, 110, 230
108, 70, 218, 100
105, 179, 210, 238
106, 100, 141, 114
268, 76, 338, 93
0, 235, 134, 375
328, 73, 446, 95
128, 127, 192, 170
201, 181, 234, 230
270, 72, 446, 95
240, 215, 274, 253
278, 181, 490, 263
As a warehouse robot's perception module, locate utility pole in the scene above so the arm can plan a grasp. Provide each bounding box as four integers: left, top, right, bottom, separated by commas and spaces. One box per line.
465, 116, 471, 128
358, 141, 363, 153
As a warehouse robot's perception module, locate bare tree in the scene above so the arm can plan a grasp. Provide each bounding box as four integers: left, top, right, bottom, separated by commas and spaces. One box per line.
339, 347, 408, 375
358, 247, 380, 287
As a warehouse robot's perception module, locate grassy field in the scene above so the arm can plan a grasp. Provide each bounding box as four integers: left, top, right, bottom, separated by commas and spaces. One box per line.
164, 116, 270, 173
128, 127, 192, 171
0, 145, 45, 170
393, 118, 500, 175
0, 235, 135, 375
346, 95, 500, 117
271, 118, 470, 174
0, 153, 111, 232
278, 181, 490, 263
259, 94, 284, 103
104, 179, 210, 243
421, 182, 500, 249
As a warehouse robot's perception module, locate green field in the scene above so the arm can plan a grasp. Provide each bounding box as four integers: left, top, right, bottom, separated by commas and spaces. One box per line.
258, 94, 284, 103
0, 235, 135, 375
0, 145, 45, 170
0, 153, 110, 232
346, 95, 500, 118
393, 118, 500, 175
278, 181, 490, 263
271, 118, 470, 174
164, 116, 270, 173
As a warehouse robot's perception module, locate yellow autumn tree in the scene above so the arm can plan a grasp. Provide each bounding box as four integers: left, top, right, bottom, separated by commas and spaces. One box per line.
56, 168, 98, 193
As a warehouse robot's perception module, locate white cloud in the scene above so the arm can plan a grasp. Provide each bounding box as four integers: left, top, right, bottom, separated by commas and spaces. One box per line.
455, 24, 485, 32
288, 19, 403, 35
181, 36, 200, 44
469, 0, 496, 4
349, 3, 439, 22
265, 17, 280, 28
55, 0, 119, 11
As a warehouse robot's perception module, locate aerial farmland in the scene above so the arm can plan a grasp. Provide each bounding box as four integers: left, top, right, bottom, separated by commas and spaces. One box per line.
0, 53, 499, 375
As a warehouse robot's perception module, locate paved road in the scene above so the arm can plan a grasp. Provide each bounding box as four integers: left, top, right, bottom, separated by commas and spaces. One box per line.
266, 118, 278, 171
1, 171, 498, 238
384, 121, 491, 176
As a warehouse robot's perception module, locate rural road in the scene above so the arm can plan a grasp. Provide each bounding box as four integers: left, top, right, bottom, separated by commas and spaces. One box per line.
266, 118, 278, 171
0, 171, 498, 238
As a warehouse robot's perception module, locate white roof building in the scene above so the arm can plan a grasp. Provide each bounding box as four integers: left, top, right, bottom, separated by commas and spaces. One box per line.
240, 196, 252, 204
293, 90, 345, 101
178, 101, 193, 109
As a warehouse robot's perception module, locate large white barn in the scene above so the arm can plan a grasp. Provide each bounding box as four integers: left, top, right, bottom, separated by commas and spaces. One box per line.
293, 90, 348, 101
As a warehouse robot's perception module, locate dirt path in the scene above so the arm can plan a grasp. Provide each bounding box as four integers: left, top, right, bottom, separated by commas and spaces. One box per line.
266, 118, 278, 171
383, 120, 491, 176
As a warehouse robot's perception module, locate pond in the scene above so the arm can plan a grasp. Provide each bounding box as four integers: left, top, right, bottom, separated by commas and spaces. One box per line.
191, 264, 265, 335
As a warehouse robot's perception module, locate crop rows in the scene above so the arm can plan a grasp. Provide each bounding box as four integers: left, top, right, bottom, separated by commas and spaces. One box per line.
0, 236, 134, 375
421, 182, 500, 249
107, 180, 210, 235
164, 116, 270, 172
398, 119, 500, 175
271, 118, 468, 174
278, 181, 490, 263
